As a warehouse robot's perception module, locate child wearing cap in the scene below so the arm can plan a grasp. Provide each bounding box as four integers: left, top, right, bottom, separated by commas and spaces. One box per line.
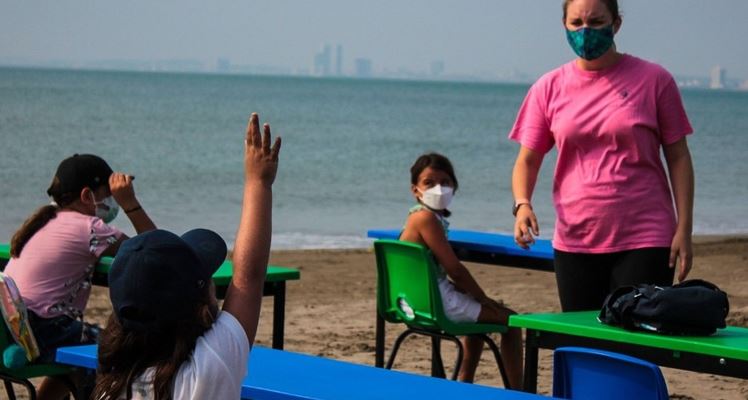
4, 153, 156, 399
93, 113, 281, 400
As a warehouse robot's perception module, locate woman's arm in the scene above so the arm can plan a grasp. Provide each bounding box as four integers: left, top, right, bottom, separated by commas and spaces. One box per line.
511, 146, 544, 248
663, 137, 695, 282
414, 212, 490, 303
223, 113, 281, 345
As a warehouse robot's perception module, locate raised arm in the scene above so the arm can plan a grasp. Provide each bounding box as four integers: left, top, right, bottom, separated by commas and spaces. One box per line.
223, 113, 281, 345
109, 173, 156, 234
102, 173, 157, 256
511, 145, 544, 248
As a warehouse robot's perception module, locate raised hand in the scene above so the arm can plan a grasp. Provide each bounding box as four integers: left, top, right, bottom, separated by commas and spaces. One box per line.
226, 112, 282, 344
109, 172, 139, 211
245, 113, 281, 187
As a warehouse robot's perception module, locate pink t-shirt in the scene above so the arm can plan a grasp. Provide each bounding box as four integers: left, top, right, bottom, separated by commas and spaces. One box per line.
508, 55, 692, 253
5, 211, 123, 318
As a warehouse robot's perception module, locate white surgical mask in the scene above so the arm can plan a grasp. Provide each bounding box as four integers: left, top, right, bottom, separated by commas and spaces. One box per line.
418, 185, 454, 211
91, 194, 119, 223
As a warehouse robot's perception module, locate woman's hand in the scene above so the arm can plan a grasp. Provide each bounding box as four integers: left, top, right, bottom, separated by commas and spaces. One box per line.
514, 205, 539, 249
511, 146, 543, 249
245, 113, 281, 187
670, 229, 693, 282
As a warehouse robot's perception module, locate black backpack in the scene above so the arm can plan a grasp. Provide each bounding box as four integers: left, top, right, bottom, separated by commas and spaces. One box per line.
599, 279, 729, 335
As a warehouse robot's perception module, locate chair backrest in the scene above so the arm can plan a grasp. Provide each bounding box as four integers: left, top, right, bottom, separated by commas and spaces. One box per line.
552, 347, 669, 400
374, 239, 450, 331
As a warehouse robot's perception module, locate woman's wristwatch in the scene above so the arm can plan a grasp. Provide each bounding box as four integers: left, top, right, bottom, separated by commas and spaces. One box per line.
512, 200, 532, 216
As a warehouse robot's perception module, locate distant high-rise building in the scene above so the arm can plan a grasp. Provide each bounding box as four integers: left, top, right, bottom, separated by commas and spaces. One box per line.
430, 60, 445, 77
336, 45, 343, 76
710, 65, 726, 89
216, 58, 231, 73
354, 58, 372, 78
314, 44, 332, 76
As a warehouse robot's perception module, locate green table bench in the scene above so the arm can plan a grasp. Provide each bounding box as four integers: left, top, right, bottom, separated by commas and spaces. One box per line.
509, 311, 748, 393
0, 243, 299, 350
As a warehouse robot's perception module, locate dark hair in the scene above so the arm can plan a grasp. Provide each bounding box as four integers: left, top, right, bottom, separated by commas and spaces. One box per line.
410, 152, 458, 217
9, 176, 82, 258
93, 291, 215, 400
562, 0, 621, 23
10, 159, 111, 258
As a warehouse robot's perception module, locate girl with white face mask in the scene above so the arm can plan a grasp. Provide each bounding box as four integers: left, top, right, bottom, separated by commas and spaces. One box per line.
398, 153, 524, 389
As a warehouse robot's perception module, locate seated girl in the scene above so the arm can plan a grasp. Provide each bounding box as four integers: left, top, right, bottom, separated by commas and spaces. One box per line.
399, 153, 523, 388
5, 153, 156, 399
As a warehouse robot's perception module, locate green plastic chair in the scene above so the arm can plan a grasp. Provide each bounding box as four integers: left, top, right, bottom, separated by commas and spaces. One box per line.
0, 313, 79, 400
374, 239, 510, 386
0, 321, 79, 400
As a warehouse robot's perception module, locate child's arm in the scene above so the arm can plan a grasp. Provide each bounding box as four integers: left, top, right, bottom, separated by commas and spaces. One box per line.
222, 113, 281, 345
101, 173, 157, 257
412, 211, 491, 304
109, 173, 156, 234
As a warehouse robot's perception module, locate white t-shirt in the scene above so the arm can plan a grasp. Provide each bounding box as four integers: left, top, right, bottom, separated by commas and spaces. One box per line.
121, 311, 250, 400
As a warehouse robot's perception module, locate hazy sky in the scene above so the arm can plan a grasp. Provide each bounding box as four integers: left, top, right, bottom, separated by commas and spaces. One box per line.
2, 0, 747, 80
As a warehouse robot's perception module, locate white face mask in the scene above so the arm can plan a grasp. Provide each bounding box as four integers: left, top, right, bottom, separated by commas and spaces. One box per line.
91, 194, 119, 223
418, 185, 454, 211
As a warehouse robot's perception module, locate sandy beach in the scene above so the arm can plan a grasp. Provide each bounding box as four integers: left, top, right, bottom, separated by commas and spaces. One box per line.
51, 235, 748, 399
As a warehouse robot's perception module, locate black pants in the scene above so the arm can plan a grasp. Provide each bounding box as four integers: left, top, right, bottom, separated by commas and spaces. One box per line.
554, 247, 674, 312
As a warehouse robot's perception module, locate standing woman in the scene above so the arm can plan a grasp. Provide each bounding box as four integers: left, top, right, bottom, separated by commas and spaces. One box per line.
508, 0, 695, 311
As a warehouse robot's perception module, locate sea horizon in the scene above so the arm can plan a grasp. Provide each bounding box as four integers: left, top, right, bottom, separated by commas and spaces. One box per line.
1, 67, 747, 249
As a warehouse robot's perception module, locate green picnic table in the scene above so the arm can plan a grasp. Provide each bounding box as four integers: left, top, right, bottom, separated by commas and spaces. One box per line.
0, 243, 299, 350
509, 311, 748, 393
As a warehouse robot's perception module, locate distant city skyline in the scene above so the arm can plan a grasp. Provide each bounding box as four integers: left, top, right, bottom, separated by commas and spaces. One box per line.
2, 1, 748, 86
2, 50, 744, 90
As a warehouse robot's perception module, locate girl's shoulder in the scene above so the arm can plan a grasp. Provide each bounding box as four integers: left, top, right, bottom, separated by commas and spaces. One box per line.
407, 204, 437, 222
406, 205, 449, 233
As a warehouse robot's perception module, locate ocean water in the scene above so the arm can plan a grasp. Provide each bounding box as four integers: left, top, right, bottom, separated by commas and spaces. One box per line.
1, 67, 747, 249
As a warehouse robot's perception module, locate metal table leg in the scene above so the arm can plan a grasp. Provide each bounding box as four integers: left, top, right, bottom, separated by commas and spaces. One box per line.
375, 313, 385, 368
271, 282, 286, 350
523, 329, 539, 393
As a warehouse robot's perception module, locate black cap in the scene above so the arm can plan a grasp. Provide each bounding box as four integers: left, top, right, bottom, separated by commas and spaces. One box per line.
47, 154, 113, 198
109, 229, 227, 333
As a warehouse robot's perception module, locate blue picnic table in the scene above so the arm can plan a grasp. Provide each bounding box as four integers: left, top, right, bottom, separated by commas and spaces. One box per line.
56, 344, 555, 399
367, 229, 554, 271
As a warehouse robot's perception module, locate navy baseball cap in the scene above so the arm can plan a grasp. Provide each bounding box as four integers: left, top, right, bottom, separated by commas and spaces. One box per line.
47, 154, 113, 198
109, 229, 227, 333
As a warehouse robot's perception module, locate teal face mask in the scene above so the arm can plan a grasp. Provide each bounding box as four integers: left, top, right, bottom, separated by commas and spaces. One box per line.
565, 25, 615, 61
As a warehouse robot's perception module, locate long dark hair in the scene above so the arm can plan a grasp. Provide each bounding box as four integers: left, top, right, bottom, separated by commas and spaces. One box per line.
410, 152, 459, 217
9, 177, 82, 258
93, 293, 215, 400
